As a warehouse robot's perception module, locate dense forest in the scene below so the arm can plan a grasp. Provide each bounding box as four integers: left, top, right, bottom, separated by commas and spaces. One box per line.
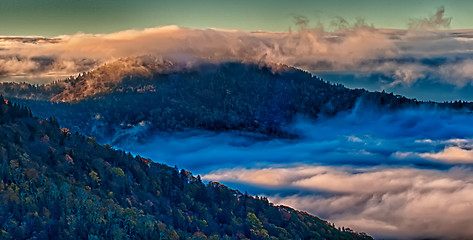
0, 57, 434, 144
0, 98, 372, 239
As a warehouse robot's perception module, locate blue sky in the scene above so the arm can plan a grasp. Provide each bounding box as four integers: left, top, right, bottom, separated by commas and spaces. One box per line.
1, 0, 473, 36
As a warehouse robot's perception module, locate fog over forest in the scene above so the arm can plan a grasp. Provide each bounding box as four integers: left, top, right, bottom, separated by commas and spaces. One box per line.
122, 104, 473, 239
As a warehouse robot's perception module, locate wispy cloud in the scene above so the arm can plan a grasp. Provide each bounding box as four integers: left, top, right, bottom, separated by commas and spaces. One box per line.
408, 6, 452, 30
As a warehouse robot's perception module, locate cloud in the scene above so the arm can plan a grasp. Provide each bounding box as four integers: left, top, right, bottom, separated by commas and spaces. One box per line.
122, 106, 473, 173
395, 137, 473, 164
205, 165, 473, 239
0, 55, 96, 84
1, 7, 473, 91
293, 15, 310, 30
416, 137, 473, 164
421, 146, 473, 163
408, 6, 452, 31
0, 56, 38, 76
118, 106, 473, 239
439, 59, 473, 87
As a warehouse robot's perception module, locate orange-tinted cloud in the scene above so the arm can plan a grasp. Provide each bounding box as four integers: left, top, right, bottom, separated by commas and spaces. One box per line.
206, 165, 473, 239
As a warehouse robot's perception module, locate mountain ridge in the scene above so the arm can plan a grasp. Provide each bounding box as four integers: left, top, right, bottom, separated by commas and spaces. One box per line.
0, 57, 428, 144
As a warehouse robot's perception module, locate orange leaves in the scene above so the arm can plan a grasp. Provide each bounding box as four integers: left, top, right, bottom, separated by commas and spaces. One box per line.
60, 127, 70, 135
137, 156, 152, 165
64, 154, 74, 164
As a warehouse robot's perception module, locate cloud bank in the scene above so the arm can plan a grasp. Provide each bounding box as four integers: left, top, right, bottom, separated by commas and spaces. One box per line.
2, 7, 473, 101
212, 166, 473, 239
121, 106, 473, 239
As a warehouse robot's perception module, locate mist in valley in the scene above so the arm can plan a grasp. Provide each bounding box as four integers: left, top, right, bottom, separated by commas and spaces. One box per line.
119, 104, 473, 239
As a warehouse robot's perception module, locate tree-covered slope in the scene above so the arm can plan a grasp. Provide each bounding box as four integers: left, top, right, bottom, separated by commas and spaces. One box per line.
0, 98, 372, 239
0, 58, 423, 143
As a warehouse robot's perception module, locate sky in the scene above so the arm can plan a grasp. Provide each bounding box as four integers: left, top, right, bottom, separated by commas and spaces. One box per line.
1, 0, 473, 36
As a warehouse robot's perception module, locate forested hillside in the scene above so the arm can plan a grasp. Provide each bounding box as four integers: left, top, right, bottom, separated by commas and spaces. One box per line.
0, 57, 426, 143
0, 98, 372, 239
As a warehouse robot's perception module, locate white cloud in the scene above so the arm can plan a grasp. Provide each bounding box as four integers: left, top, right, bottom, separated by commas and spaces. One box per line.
0, 56, 38, 75
421, 146, 473, 163
205, 165, 473, 239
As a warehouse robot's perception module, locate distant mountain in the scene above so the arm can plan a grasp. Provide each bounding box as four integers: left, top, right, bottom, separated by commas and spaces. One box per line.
0, 98, 372, 239
0, 57, 430, 144
0, 57, 175, 102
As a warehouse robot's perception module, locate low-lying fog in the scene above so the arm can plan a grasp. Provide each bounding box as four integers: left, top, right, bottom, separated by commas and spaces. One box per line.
120, 105, 473, 239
